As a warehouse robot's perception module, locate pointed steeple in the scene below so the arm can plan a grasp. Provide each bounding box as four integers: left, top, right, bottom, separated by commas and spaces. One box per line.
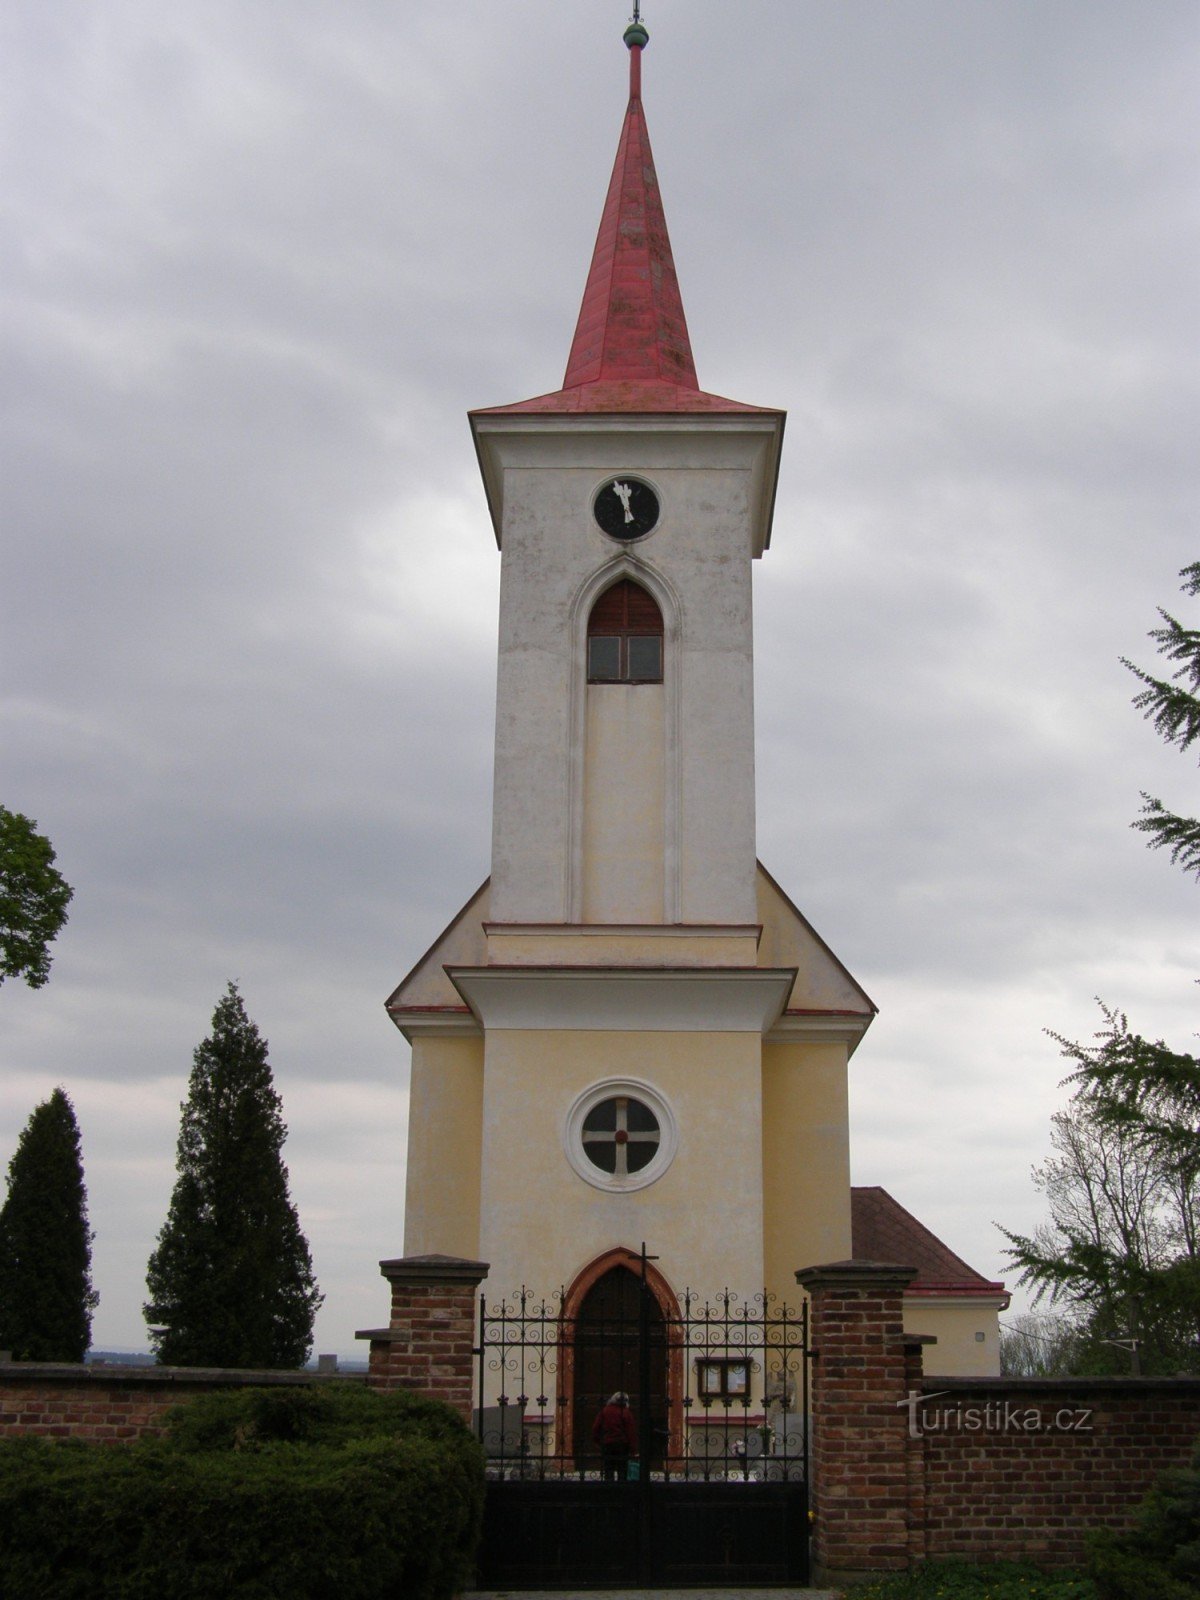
476, 21, 776, 416
561, 21, 697, 392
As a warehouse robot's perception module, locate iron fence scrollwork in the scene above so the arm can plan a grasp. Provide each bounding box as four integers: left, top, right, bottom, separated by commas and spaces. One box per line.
473, 1246, 809, 1485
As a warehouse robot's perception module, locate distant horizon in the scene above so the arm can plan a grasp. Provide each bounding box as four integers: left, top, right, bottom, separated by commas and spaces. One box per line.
81, 1348, 370, 1372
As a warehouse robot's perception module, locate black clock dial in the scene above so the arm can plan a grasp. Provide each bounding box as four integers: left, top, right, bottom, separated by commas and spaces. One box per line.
594, 477, 659, 540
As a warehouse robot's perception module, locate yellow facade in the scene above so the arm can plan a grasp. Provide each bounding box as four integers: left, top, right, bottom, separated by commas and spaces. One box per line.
391, 858, 1005, 1383
402, 1035, 483, 1260
904, 1301, 1004, 1377
761, 1040, 853, 1308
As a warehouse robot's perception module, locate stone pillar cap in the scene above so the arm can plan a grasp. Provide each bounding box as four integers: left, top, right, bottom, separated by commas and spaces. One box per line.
379, 1253, 490, 1287
796, 1259, 917, 1291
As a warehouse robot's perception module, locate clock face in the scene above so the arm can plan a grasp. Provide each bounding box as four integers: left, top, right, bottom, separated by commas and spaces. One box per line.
594, 477, 659, 541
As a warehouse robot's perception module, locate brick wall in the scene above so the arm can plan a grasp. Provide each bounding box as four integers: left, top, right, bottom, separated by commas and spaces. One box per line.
914, 1375, 1200, 1568
0, 1255, 491, 1449
0, 1363, 362, 1444
800, 1257, 1200, 1580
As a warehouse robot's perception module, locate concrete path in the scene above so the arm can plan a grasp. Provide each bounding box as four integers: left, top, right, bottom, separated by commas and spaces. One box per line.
472, 1590, 841, 1599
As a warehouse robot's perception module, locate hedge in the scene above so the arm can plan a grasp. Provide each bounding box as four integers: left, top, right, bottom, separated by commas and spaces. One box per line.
0, 1386, 485, 1600
1088, 1437, 1200, 1600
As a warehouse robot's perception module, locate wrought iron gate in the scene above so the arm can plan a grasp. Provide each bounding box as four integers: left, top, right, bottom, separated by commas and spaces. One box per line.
474, 1248, 810, 1587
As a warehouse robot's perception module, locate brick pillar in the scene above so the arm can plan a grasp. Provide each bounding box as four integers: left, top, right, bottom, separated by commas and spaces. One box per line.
903, 1332, 930, 1568
356, 1253, 488, 1423
796, 1260, 917, 1587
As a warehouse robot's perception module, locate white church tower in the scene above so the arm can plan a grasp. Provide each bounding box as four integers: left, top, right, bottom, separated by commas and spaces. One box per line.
389, 17, 871, 1310
386, 20, 1004, 1379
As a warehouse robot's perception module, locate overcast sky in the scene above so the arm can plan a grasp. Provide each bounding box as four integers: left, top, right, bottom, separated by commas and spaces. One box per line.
2, 1, 1197, 1360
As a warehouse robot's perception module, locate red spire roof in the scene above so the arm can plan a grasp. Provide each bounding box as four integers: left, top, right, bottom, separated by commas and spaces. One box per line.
561, 36, 695, 392
476, 27, 776, 418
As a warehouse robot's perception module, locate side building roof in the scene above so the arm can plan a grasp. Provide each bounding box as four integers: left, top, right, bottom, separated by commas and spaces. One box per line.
851, 1185, 1006, 1299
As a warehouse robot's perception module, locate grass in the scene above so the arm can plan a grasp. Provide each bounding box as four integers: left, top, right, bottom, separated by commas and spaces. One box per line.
844, 1559, 1098, 1600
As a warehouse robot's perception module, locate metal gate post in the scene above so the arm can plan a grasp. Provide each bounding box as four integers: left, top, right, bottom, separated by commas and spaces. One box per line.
637, 1242, 655, 1583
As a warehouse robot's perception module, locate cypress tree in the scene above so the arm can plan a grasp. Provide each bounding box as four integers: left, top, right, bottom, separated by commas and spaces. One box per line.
145, 983, 322, 1368
0, 1087, 97, 1361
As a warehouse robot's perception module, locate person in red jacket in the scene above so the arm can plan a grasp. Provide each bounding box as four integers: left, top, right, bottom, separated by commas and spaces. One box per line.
592, 1391, 637, 1481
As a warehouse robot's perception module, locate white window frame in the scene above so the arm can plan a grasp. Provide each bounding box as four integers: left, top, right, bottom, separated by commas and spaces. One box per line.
563, 1078, 679, 1194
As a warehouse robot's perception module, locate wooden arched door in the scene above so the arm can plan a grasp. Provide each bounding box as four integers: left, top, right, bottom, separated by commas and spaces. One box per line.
572, 1263, 669, 1471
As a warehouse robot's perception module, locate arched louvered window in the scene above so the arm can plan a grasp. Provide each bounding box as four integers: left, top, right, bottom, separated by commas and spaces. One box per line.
586, 579, 663, 684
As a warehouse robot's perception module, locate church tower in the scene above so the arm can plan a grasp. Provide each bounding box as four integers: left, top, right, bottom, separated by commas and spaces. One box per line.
387, 19, 876, 1324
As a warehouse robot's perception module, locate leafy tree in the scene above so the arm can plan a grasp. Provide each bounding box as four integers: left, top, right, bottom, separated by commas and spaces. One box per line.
1123, 561, 1200, 880
999, 1308, 1091, 1377
145, 984, 322, 1368
0, 1088, 98, 1360
0, 807, 73, 989
1001, 1008, 1200, 1375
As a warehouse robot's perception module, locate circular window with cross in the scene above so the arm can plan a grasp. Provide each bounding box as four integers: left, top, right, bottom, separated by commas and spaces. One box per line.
564, 1079, 678, 1193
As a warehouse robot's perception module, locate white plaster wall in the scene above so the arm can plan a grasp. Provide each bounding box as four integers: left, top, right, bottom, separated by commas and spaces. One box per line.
483, 421, 770, 927
582, 684, 664, 922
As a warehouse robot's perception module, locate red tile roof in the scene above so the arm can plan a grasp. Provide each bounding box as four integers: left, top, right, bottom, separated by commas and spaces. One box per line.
851, 1185, 1005, 1295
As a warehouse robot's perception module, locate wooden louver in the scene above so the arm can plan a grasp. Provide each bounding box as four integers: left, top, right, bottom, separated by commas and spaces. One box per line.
587, 579, 663, 635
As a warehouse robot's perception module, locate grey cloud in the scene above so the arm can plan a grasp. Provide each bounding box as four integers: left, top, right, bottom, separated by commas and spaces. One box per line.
2, 0, 1195, 1352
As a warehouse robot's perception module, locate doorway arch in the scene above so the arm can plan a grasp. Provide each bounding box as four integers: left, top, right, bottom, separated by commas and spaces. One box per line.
560, 1247, 683, 1469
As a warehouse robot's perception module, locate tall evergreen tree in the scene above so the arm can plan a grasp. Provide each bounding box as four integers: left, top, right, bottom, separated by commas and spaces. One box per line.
145, 984, 322, 1368
1123, 560, 1200, 879
1005, 568, 1200, 1374
0, 1088, 97, 1361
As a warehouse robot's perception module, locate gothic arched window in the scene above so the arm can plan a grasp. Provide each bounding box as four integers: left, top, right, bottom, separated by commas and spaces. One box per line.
587, 579, 663, 684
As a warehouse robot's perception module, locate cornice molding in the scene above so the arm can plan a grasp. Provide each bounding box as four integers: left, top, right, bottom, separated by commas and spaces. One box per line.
448, 964, 795, 1033
386, 1006, 480, 1043
766, 1010, 875, 1050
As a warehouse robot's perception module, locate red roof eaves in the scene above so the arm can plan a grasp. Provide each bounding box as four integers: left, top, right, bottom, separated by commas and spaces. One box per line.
783, 1007, 873, 1018
387, 1005, 472, 1015
905, 1282, 1009, 1297
472, 383, 780, 417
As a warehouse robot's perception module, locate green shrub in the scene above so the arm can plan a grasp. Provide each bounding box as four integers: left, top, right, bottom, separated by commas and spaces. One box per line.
851, 1560, 1096, 1600
1088, 1438, 1200, 1600
162, 1379, 467, 1454
0, 1386, 485, 1600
